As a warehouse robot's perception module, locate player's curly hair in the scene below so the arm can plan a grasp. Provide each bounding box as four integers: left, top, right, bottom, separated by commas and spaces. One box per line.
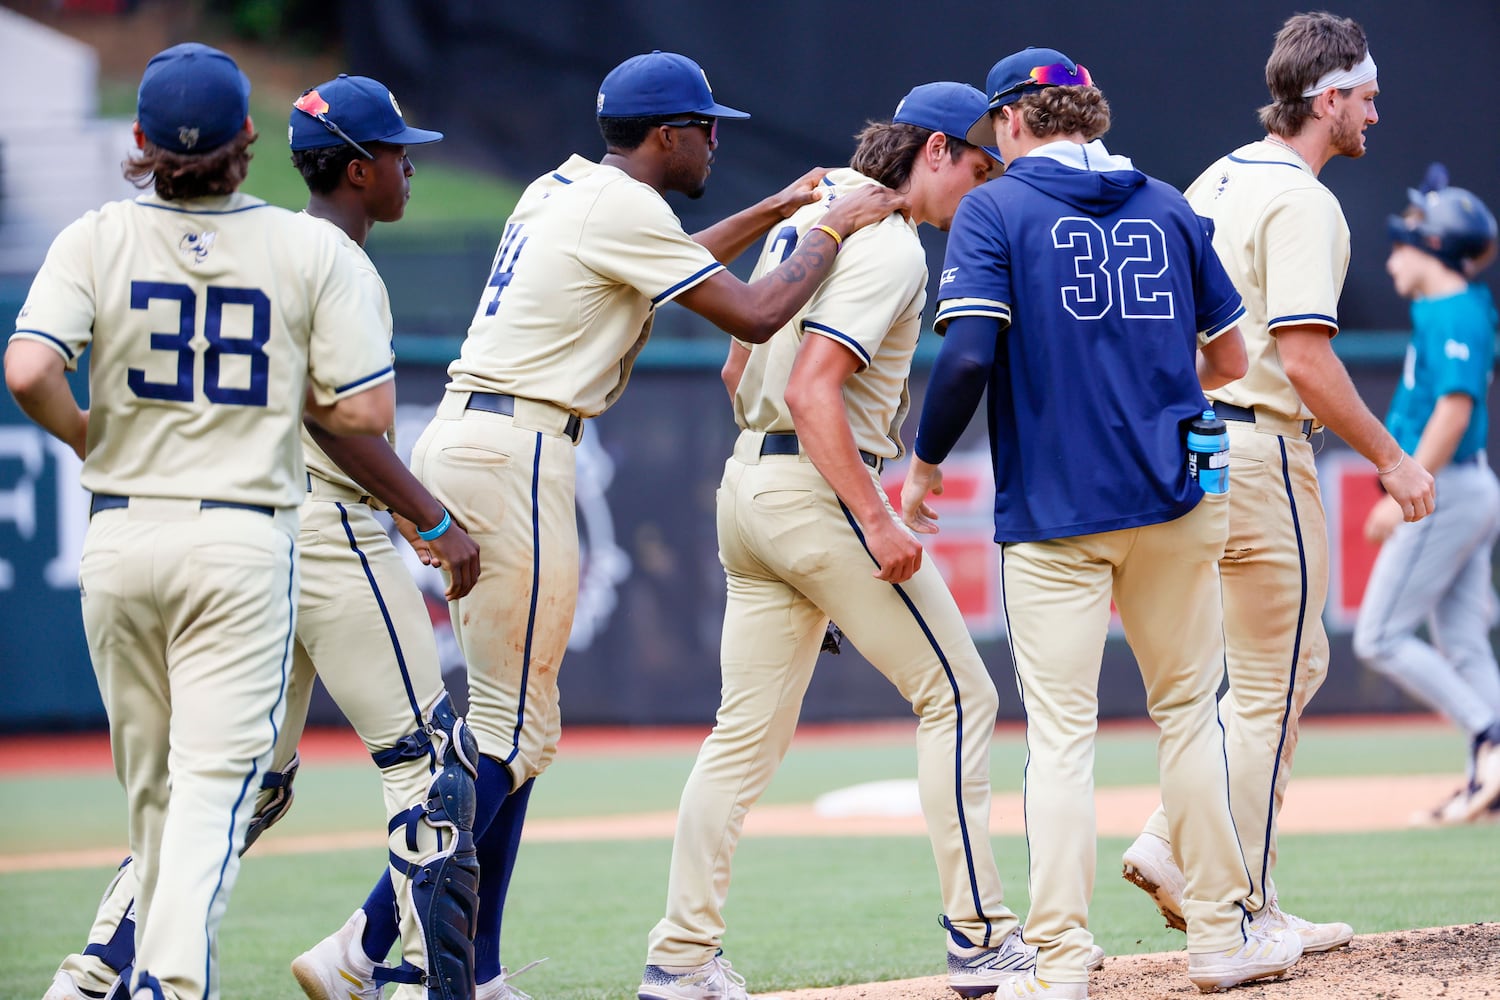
291, 145, 367, 195
598, 115, 676, 152
1259, 11, 1368, 137
849, 122, 979, 191
124, 129, 257, 201
1007, 86, 1111, 142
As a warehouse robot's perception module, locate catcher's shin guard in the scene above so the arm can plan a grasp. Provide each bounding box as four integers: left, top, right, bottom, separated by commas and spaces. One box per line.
373, 696, 481, 1000
243, 751, 300, 853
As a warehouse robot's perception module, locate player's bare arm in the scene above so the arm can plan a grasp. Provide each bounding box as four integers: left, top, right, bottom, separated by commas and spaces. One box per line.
721, 341, 751, 402
900, 457, 944, 535
677, 185, 906, 343
3, 340, 87, 459
1364, 392, 1472, 543
1278, 325, 1436, 520
1197, 325, 1248, 390
304, 420, 481, 599
693, 166, 831, 263
785, 334, 921, 584
304, 380, 395, 437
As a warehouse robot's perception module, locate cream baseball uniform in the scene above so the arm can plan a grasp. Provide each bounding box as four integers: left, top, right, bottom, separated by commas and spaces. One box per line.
40, 216, 468, 1000
1138, 139, 1345, 911
12, 191, 391, 1000
646, 169, 1019, 969
413, 153, 727, 785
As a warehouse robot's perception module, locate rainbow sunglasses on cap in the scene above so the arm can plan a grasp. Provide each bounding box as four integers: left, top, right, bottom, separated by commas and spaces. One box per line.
989, 61, 1094, 105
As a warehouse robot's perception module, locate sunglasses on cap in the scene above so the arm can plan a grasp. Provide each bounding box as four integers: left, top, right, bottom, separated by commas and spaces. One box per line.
294, 90, 375, 159
660, 116, 718, 143
991, 62, 1094, 103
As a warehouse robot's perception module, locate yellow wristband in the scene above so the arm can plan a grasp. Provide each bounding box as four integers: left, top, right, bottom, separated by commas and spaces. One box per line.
812, 224, 844, 252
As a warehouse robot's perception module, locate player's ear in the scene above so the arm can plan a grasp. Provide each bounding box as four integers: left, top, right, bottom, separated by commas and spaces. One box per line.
243, 114, 255, 137
131, 121, 146, 149
925, 130, 949, 168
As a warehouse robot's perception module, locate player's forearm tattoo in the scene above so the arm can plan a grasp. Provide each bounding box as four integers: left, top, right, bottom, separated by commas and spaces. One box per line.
778, 242, 834, 284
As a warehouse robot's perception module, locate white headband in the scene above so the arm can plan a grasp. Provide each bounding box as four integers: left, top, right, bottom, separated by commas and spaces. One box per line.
1301, 51, 1377, 98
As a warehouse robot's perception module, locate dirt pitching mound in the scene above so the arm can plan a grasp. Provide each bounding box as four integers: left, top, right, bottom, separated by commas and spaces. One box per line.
763, 923, 1500, 1000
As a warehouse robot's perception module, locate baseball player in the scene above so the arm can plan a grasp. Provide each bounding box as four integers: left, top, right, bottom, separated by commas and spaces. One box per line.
640, 82, 1103, 1000
6, 43, 395, 1000
38, 76, 488, 1000
297, 50, 904, 1000
900, 48, 1306, 998
1354, 164, 1500, 825
1119, 12, 1435, 953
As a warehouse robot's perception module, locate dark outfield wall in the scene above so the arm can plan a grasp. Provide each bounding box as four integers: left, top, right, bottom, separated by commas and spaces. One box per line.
341, 0, 1500, 329
0, 338, 1472, 732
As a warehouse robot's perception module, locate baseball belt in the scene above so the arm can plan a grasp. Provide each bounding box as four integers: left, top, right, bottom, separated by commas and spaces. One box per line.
1212, 402, 1314, 440
465, 392, 583, 444
305, 473, 375, 506
89, 493, 274, 519
760, 431, 881, 471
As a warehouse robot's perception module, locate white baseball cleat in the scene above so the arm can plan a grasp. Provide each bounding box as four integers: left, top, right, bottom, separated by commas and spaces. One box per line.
999, 973, 1089, 999
1466, 735, 1500, 819
476, 958, 548, 1000
1121, 831, 1186, 932
638, 953, 748, 1000
1187, 927, 1303, 992
1249, 897, 1353, 953
290, 909, 385, 1000
44, 970, 115, 1000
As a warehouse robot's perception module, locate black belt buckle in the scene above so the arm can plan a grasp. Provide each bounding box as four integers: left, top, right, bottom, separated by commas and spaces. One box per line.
759, 432, 880, 470
466, 392, 581, 443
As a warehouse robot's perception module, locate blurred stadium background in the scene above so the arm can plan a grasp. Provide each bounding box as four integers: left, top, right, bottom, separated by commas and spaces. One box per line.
1, 0, 1498, 733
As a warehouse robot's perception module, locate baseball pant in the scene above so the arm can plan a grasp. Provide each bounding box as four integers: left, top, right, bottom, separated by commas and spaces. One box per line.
56, 487, 456, 990
1141, 420, 1328, 912
410, 390, 575, 785
1354, 459, 1500, 735
294, 490, 453, 978
80, 499, 299, 1000
647, 438, 1016, 968
1002, 490, 1247, 982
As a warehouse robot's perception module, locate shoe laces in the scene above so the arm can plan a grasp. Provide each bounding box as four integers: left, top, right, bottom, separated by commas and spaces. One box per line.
707, 955, 747, 991
494, 957, 547, 1000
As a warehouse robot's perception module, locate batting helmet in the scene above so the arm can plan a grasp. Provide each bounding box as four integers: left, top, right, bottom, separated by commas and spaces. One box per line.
1387, 162, 1498, 274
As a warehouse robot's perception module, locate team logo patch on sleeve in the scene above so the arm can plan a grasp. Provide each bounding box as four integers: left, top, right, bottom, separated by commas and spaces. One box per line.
179, 231, 218, 264
1444, 339, 1471, 361
940, 267, 959, 288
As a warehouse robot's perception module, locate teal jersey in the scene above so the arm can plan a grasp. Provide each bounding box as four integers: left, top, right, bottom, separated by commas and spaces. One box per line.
1386, 284, 1497, 462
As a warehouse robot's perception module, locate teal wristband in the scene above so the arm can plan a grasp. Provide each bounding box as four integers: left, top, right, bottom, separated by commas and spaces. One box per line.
417, 509, 452, 541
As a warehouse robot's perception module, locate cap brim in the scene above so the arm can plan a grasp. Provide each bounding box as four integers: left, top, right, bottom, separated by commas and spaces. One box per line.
383, 125, 445, 145
702, 101, 750, 119
965, 105, 998, 147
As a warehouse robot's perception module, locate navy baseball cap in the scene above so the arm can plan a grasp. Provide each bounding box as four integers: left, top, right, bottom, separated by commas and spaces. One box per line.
966, 47, 1094, 146
893, 82, 1003, 168
137, 42, 251, 154
596, 50, 750, 119
289, 75, 444, 152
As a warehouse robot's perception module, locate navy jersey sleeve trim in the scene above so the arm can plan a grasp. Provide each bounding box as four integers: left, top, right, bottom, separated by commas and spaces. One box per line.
334, 365, 395, 394
1268, 312, 1337, 330
138, 201, 268, 216
652, 262, 724, 306
934, 300, 1011, 332
551, 172, 573, 184
11, 329, 76, 360
802, 320, 871, 368
1201, 304, 1246, 342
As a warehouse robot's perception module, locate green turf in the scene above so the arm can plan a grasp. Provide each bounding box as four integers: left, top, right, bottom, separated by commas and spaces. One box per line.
2, 724, 1494, 998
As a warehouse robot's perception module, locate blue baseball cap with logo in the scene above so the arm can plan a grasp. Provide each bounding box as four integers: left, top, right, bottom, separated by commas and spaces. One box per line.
966, 47, 1094, 146
137, 42, 251, 154
596, 50, 750, 119
289, 74, 444, 152
893, 82, 1004, 168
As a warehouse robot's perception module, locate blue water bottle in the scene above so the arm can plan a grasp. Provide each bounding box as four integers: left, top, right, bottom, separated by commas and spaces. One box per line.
1187, 409, 1229, 494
